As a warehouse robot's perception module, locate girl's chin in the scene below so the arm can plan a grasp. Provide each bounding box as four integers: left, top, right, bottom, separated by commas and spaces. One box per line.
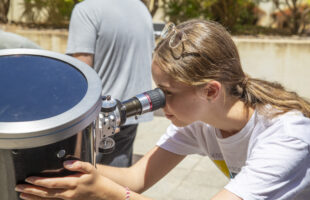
169, 118, 189, 127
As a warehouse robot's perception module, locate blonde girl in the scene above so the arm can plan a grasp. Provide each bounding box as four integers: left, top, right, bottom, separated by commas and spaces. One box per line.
16, 19, 310, 200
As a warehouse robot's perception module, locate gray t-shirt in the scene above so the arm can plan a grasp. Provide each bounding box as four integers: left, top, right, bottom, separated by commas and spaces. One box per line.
66, 0, 154, 124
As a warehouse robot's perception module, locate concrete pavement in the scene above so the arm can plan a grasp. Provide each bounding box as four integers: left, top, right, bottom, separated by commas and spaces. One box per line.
133, 114, 229, 200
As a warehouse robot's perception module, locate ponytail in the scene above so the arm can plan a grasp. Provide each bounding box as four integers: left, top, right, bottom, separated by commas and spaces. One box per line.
235, 77, 310, 118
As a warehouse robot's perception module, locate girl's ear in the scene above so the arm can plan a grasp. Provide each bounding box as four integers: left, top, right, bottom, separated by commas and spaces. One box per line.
198, 81, 221, 102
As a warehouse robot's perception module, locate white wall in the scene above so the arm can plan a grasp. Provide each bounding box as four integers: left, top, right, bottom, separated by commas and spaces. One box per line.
234, 37, 310, 99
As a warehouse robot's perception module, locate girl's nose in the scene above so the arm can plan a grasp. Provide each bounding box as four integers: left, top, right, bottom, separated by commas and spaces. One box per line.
163, 105, 169, 114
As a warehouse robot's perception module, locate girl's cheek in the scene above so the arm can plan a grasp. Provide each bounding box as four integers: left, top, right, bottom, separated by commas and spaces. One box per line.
163, 97, 173, 111
166, 96, 174, 107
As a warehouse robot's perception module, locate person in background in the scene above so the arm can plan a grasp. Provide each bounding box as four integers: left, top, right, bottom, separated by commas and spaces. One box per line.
16, 19, 310, 200
66, 0, 155, 167
0, 29, 41, 49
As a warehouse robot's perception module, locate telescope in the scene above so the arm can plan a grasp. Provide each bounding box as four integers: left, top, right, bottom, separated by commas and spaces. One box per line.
0, 49, 165, 200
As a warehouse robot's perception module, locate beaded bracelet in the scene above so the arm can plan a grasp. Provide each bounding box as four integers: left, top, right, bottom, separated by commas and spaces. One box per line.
125, 187, 130, 200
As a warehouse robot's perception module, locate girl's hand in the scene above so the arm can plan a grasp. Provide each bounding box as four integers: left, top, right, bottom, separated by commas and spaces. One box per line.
15, 160, 123, 200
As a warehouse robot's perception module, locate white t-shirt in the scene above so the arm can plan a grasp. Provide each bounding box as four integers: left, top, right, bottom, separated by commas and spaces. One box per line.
157, 109, 310, 199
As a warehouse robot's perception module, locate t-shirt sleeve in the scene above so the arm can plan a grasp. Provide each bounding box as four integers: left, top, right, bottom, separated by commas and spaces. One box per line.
66, 4, 97, 54
156, 122, 208, 156
225, 135, 310, 200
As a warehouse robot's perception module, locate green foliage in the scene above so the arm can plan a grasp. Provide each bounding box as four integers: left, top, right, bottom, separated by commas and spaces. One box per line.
21, 0, 83, 27
233, 24, 291, 35
162, 0, 260, 33
162, 0, 213, 24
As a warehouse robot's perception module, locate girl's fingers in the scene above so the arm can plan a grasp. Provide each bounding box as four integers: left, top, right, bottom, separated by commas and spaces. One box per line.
20, 192, 62, 200
63, 160, 94, 174
15, 161, 97, 199
23, 176, 78, 189
16, 184, 65, 199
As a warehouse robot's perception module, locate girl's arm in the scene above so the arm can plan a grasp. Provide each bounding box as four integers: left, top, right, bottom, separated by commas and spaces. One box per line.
15, 146, 185, 200
211, 189, 242, 200
97, 146, 186, 192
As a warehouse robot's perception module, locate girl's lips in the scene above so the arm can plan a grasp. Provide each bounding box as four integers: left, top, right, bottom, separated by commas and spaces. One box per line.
165, 114, 174, 119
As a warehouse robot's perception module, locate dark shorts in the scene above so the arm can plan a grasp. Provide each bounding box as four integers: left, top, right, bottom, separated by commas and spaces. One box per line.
96, 124, 138, 167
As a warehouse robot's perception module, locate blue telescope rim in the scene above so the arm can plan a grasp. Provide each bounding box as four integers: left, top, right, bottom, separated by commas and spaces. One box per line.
0, 49, 102, 149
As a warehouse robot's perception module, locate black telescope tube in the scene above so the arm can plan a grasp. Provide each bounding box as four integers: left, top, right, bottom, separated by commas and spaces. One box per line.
121, 88, 166, 121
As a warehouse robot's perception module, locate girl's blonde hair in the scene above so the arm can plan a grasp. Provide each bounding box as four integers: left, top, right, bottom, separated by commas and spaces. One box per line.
154, 19, 310, 118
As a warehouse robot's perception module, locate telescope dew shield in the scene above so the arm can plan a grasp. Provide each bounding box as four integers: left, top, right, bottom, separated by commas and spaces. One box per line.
0, 49, 102, 200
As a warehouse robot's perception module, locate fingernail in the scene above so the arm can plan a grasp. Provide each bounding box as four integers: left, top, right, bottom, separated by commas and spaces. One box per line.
15, 185, 24, 192
20, 193, 28, 200
25, 177, 35, 183
64, 160, 76, 168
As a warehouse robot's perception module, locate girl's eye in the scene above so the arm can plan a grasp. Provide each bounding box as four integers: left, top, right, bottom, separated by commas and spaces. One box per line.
164, 90, 173, 96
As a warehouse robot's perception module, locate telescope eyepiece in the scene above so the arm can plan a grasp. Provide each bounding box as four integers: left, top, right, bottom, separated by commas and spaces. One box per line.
121, 88, 166, 122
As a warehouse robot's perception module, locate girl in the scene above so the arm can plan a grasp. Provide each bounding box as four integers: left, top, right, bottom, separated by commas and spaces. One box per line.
16, 19, 310, 200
